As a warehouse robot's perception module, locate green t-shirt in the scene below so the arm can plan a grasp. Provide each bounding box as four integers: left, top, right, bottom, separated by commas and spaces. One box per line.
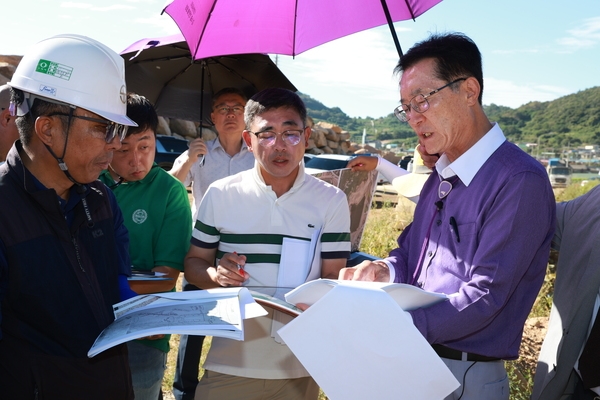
99, 164, 192, 352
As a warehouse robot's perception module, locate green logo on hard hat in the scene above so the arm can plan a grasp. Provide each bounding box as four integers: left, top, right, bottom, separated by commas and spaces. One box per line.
35, 59, 73, 81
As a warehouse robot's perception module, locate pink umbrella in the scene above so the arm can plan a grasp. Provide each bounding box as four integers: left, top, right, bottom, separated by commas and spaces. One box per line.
162, 0, 443, 60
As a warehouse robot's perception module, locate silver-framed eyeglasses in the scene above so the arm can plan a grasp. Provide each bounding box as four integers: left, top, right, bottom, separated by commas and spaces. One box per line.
215, 105, 244, 115
394, 77, 467, 122
249, 128, 305, 147
48, 112, 128, 143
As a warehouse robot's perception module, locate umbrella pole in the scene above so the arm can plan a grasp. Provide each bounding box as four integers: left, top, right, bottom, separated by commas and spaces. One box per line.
200, 60, 206, 129
380, 0, 404, 59
197, 60, 206, 166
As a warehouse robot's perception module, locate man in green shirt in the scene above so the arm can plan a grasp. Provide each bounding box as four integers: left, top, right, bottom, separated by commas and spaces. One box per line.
98, 93, 192, 400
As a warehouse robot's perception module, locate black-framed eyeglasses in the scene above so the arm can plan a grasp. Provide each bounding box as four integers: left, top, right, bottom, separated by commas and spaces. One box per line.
214, 106, 244, 115
48, 112, 128, 143
394, 77, 468, 123
248, 128, 305, 147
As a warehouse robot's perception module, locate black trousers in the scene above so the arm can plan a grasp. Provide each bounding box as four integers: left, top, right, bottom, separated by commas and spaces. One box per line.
574, 375, 600, 400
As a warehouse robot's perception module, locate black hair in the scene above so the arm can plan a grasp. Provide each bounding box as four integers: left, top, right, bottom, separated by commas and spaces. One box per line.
11, 88, 70, 146
244, 88, 306, 129
395, 32, 484, 104
212, 87, 248, 108
126, 93, 158, 137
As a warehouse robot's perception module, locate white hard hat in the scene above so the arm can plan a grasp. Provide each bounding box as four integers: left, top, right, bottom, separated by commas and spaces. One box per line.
9, 34, 136, 126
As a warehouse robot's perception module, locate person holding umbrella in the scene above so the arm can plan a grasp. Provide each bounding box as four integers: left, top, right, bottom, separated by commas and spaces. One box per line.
169, 87, 255, 400
169, 87, 254, 220
339, 32, 556, 399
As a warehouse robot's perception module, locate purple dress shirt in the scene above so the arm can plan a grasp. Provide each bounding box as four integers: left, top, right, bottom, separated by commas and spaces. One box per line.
387, 140, 556, 359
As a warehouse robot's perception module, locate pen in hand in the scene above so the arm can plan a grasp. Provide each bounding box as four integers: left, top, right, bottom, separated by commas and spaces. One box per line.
233, 251, 245, 276
449, 216, 460, 243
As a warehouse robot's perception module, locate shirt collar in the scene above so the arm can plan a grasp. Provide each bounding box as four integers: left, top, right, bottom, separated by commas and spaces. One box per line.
435, 122, 506, 186
212, 136, 248, 152
252, 160, 306, 194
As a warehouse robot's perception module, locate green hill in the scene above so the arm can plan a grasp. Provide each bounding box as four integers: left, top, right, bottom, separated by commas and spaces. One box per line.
301, 86, 600, 151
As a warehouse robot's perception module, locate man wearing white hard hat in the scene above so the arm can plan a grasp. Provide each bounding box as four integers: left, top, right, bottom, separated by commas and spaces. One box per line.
0, 34, 137, 399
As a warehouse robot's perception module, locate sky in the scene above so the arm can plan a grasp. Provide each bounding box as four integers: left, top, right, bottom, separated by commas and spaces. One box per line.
1, 0, 599, 119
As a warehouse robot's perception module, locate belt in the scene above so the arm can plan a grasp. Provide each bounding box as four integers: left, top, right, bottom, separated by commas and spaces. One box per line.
432, 344, 501, 362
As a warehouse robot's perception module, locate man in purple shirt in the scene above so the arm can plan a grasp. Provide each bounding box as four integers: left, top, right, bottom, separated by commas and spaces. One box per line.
339, 33, 556, 400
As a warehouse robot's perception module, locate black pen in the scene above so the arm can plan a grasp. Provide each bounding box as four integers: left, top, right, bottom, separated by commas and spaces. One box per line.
449, 216, 460, 243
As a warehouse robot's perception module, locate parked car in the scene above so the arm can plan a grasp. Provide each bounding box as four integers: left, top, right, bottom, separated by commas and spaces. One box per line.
154, 134, 190, 170
303, 153, 317, 164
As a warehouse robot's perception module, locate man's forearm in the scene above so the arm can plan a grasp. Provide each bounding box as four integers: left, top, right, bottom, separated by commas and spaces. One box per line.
168, 158, 193, 183
184, 258, 220, 289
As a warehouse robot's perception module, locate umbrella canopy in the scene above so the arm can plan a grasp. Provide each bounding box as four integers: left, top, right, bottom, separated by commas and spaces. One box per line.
162, 0, 443, 59
120, 34, 297, 123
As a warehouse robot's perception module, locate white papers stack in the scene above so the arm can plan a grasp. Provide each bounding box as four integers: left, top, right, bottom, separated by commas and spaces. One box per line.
88, 288, 266, 357
279, 280, 459, 400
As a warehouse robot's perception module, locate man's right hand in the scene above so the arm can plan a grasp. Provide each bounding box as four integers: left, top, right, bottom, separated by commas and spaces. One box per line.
187, 137, 207, 161
338, 260, 390, 282
169, 137, 207, 182
346, 155, 378, 172
211, 252, 249, 287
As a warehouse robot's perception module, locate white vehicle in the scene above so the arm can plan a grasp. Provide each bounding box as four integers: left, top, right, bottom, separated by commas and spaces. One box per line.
547, 165, 572, 188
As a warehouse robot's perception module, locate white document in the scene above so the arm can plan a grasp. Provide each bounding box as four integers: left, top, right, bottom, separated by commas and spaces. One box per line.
275, 237, 311, 300
279, 283, 459, 400
284, 278, 448, 311
88, 288, 267, 358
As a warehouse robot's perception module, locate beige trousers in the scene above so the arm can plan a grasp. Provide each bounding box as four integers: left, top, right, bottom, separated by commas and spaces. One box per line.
195, 370, 320, 400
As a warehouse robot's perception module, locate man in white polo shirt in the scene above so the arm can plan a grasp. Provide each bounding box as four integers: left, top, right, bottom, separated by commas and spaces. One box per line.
184, 88, 351, 400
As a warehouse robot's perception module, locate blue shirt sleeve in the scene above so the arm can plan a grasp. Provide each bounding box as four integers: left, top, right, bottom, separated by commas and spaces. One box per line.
118, 274, 138, 301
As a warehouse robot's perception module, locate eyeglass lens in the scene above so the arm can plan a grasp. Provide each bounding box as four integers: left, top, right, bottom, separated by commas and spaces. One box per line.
216, 106, 244, 115
394, 78, 467, 122
255, 130, 303, 147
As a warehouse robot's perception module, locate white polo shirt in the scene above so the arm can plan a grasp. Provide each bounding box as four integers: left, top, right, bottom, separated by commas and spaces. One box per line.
192, 162, 351, 379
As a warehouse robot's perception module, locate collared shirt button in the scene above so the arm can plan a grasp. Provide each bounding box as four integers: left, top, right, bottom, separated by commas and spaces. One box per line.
427, 251, 433, 257
436, 219, 441, 226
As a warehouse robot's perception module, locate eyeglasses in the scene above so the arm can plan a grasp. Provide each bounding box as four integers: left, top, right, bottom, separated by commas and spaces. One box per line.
394, 78, 467, 122
248, 128, 305, 147
48, 112, 128, 143
214, 106, 244, 115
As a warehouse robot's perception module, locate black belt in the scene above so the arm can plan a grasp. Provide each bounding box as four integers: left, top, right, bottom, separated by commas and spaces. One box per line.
432, 344, 501, 362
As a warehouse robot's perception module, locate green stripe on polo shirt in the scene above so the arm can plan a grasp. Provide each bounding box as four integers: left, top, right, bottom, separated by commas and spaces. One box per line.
216, 250, 281, 264
220, 233, 309, 244
194, 220, 219, 236
321, 232, 351, 242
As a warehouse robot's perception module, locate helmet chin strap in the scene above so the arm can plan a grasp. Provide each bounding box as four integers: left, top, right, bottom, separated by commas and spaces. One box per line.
43, 106, 86, 188
107, 164, 124, 189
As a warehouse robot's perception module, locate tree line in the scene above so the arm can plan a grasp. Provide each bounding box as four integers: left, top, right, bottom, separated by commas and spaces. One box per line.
301, 86, 600, 151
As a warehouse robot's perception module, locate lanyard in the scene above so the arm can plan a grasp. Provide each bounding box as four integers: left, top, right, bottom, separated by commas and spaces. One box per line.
410, 177, 458, 286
